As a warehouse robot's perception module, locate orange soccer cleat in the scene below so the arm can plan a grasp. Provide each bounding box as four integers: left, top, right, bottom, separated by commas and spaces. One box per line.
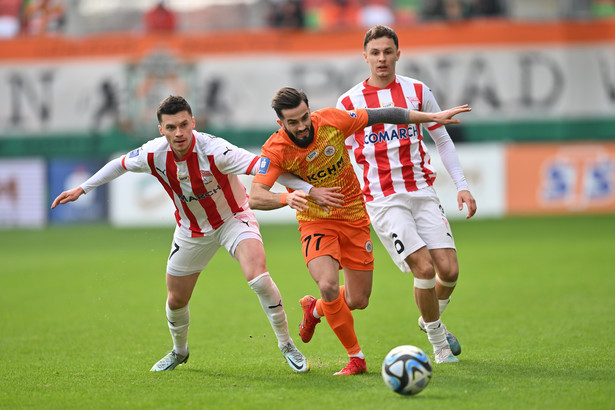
334, 357, 367, 376
299, 295, 321, 343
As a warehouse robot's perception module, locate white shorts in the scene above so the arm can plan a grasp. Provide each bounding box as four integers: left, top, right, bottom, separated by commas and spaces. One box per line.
166, 209, 262, 277
366, 187, 455, 273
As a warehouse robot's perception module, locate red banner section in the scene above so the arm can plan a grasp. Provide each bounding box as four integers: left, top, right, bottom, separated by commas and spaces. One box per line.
506, 142, 615, 215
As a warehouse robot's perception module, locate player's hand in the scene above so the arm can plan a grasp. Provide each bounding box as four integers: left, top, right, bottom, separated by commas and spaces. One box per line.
51, 187, 85, 209
286, 190, 309, 211
309, 186, 344, 214
457, 190, 476, 219
432, 105, 472, 125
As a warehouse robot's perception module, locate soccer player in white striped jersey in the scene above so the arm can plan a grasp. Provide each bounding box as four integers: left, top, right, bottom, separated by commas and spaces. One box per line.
51, 95, 339, 373
337, 25, 477, 364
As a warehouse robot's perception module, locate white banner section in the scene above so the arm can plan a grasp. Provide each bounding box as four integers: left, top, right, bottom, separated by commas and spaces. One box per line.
431, 143, 506, 219
0, 158, 46, 228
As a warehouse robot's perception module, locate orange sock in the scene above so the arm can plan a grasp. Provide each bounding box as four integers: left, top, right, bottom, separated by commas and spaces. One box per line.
315, 286, 352, 317
321, 290, 361, 356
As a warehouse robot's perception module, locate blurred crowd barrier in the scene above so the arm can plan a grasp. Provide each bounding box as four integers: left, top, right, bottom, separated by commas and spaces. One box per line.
0, 13, 614, 227
0, 0, 613, 37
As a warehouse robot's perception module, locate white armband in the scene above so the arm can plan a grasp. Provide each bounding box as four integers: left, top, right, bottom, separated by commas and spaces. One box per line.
276, 172, 313, 193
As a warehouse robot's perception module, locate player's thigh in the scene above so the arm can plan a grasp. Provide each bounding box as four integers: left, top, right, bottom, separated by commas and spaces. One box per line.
307, 255, 343, 301
413, 193, 456, 251
342, 267, 373, 309
166, 272, 200, 308
429, 247, 459, 280
234, 238, 267, 281
367, 197, 424, 273
166, 227, 220, 277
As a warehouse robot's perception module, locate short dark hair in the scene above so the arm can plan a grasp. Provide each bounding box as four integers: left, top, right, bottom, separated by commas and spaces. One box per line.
271, 87, 309, 119
157, 95, 193, 123
363, 25, 398, 50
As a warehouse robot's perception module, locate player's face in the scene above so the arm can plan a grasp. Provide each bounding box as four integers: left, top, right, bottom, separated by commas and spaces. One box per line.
364, 36, 400, 86
159, 110, 196, 159
278, 101, 315, 147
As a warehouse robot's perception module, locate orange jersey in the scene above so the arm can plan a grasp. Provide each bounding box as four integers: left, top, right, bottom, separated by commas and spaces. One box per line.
255, 107, 369, 222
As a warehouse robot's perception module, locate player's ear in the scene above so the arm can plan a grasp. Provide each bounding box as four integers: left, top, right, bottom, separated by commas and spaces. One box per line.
276, 119, 283, 127
158, 124, 163, 136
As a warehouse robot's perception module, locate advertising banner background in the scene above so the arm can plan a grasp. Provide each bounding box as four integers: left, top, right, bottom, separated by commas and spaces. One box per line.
506, 142, 615, 214
0, 158, 46, 228
48, 159, 108, 224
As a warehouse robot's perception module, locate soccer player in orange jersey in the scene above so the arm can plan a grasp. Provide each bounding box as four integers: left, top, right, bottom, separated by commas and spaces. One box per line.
249, 87, 470, 375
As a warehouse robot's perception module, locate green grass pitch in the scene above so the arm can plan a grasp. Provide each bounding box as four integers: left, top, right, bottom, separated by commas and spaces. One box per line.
1, 214, 614, 409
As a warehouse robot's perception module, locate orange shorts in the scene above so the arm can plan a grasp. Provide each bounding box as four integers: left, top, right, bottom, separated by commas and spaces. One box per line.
298, 216, 374, 271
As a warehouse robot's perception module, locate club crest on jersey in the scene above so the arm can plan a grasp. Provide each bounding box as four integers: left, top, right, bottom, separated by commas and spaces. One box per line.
347, 110, 358, 118
128, 148, 141, 158
408, 97, 421, 110
324, 145, 335, 157
365, 240, 373, 253
306, 150, 319, 162
258, 157, 270, 174
201, 170, 214, 184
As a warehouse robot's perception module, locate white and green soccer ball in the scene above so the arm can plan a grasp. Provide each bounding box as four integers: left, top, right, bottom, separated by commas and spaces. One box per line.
381, 345, 432, 396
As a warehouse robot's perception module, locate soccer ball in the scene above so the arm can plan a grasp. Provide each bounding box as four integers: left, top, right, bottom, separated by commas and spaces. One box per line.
381, 345, 432, 396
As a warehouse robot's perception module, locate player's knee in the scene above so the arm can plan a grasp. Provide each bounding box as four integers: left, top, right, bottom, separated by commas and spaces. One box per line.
346, 294, 369, 310
437, 269, 459, 284
318, 280, 340, 301
167, 293, 190, 310
410, 262, 436, 279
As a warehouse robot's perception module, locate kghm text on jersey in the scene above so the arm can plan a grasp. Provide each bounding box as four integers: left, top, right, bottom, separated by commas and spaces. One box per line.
306, 156, 344, 183
364, 126, 418, 145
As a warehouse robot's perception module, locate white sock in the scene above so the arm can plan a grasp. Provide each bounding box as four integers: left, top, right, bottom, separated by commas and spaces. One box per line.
424, 319, 448, 352
439, 297, 451, 316
248, 272, 292, 349
166, 301, 189, 356
349, 350, 365, 359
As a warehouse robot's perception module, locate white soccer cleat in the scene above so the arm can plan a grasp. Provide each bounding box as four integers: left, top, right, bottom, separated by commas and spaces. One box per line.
434, 346, 459, 364
281, 342, 310, 373
418, 316, 461, 356
150, 349, 189, 371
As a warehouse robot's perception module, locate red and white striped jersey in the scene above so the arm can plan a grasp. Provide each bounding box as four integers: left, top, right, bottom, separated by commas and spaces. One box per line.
121, 131, 259, 237
337, 75, 443, 202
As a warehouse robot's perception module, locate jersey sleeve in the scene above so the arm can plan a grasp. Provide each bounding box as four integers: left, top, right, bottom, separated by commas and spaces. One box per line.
121, 144, 152, 173
198, 135, 258, 175
316, 107, 369, 137
421, 86, 444, 132
252, 141, 286, 187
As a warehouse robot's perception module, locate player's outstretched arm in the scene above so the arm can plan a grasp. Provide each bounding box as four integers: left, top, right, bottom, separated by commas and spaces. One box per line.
457, 189, 477, 219
427, 105, 472, 125
51, 187, 85, 209
366, 105, 471, 127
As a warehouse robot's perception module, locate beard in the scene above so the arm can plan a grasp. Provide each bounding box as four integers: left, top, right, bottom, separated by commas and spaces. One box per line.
285, 126, 315, 148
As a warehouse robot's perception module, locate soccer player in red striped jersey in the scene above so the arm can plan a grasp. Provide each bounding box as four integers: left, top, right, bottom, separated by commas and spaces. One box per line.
337, 25, 477, 364
250, 87, 470, 374
51, 95, 319, 373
